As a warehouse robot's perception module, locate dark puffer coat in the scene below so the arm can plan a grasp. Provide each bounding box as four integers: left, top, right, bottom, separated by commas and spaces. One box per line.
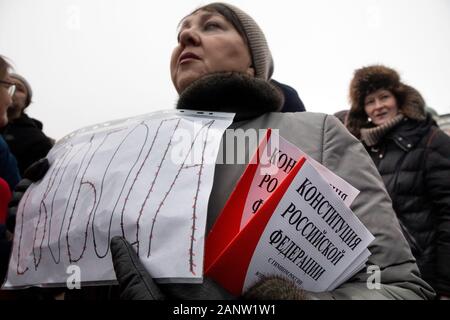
346, 65, 450, 297
365, 114, 450, 296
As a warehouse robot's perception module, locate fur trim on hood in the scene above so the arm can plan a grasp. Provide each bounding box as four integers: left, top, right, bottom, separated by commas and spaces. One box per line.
347, 65, 426, 138
176, 72, 284, 121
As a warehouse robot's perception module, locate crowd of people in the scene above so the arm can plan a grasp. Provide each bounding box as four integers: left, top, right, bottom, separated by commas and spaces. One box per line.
0, 2, 449, 300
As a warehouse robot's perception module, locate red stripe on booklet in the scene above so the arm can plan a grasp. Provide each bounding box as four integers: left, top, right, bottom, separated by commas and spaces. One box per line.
205, 157, 306, 295
203, 129, 272, 270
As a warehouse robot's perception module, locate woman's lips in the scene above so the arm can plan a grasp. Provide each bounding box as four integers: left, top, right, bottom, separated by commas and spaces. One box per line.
374, 111, 388, 118
179, 52, 200, 64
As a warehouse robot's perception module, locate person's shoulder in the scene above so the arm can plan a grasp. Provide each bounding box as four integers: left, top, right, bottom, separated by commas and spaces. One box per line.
427, 125, 450, 154
291, 112, 350, 131
270, 111, 330, 122
21, 114, 43, 129
30, 117, 44, 130
433, 126, 450, 141
265, 112, 349, 135
10, 115, 46, 134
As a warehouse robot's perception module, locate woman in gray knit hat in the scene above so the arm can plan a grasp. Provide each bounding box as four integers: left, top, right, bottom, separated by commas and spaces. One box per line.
346, 65, 450, 299
107, 3, 435, 300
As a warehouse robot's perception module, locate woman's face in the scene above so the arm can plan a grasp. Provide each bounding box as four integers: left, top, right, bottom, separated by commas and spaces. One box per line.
0, 73, 13, 127
170, 9, 254, 93
364, 89, 399, 126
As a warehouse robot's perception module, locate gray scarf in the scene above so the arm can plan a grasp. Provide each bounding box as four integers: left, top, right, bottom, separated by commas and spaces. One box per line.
360, 114, 404, 147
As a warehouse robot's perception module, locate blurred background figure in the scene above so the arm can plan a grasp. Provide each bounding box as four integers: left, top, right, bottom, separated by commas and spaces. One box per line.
333, 109, 348, 125
346, 65, 450, 299
0, 55, 20, 286
271, 80, 306, 112
437, 113, 450, 136
0, 56, 20, 191
425, 106, 440, 124
1, 73, 53, 175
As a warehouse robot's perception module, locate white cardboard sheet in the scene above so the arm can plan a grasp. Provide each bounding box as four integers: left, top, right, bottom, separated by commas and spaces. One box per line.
4, 110, 234, 288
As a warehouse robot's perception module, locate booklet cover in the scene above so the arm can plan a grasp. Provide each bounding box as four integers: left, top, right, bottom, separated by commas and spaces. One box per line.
239, 129, 360, 231
204, 131, 374, 295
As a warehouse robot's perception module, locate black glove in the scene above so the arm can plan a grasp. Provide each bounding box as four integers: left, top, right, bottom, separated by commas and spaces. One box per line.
110, 236, 235, 300
7, 158, 50, 233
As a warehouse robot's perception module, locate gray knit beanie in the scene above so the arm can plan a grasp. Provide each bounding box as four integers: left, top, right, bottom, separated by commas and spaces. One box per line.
201, 3, 274, 80
10, 73, 33, 108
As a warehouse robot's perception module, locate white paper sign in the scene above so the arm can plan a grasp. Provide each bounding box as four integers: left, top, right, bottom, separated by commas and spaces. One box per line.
4, 109, 234, 288
243, 161, 374, 293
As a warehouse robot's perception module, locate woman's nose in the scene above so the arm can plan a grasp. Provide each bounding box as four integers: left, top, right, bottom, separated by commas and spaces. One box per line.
178, 27, 201, 47
374, 99, 383, 109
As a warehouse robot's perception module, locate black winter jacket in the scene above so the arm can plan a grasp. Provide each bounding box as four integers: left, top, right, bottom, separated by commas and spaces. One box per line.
1, 114, 53, 175
366, 115, 450, 296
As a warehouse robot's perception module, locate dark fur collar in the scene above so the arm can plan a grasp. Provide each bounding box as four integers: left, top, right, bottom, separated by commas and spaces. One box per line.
176, 72, 284, 121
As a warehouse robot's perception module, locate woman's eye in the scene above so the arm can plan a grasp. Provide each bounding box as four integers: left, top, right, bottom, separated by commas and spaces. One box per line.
204, 22, 221, 30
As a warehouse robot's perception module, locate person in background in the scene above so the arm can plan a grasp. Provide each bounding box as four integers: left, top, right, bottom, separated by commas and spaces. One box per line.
333, 109, 348, 125
0, 55, 20, 285
437, 113, 450, 136
0, 56, 20, 191
271, 79, 306, 112
1, 73, 53, 175
425, 106, 440, 123
346, 65, 450, 299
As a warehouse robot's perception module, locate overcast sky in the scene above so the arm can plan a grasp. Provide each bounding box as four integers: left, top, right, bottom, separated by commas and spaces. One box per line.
1, 0, 449, 139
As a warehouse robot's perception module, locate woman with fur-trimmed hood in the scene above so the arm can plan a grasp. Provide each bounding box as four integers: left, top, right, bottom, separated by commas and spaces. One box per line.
347, 65, 450, 298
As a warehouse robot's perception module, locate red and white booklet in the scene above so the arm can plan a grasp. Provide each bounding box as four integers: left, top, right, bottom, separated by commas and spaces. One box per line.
204, 130, 374, 295
239, 129, 360, 230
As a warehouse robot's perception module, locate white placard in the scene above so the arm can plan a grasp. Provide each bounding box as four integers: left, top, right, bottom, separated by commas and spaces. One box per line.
4, 109, 234, 288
